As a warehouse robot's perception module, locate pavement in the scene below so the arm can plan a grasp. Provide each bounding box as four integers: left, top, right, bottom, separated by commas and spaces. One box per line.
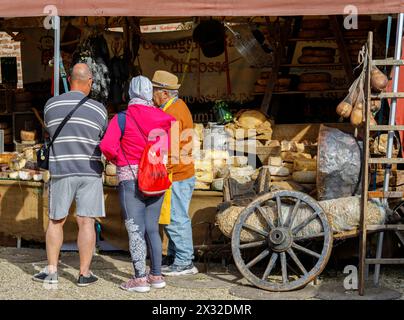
0, 247, 403, 300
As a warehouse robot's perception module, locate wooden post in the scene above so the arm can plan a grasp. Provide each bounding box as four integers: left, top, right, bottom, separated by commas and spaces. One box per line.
358, 31, 373, 296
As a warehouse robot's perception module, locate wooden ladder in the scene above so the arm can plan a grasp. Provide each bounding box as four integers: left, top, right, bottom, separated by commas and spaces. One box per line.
358, 13, 404, 296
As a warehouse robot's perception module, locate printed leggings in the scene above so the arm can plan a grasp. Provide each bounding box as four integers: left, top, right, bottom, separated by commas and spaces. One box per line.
118, 179, 164, 278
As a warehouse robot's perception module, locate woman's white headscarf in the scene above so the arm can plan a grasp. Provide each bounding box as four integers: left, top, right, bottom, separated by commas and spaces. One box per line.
128, 75, 154, 106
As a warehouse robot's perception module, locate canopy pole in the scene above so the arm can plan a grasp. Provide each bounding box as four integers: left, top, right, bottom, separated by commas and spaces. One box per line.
53, 15, 60, 97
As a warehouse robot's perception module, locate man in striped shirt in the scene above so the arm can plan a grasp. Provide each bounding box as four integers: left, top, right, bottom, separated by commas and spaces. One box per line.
33, 63, 107, 287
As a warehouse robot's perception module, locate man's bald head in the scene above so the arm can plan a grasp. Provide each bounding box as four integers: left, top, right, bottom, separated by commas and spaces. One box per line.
69, 63, 93, 96
71, 63, 92, 81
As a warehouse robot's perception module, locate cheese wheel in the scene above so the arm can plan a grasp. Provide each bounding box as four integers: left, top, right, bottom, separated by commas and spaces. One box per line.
277, 78, 291, 87
20, 130, 36, 141
196, 170, 214, 183
33, 174, 43, 181
18, 170, 33, 181
271, 175, 292, 182
292, 170, 316, 183
268, 156, 283, 167
268, 165, 290, 177
256, 79, 269, 86
300, 72, 331, 83
298, 56, 334, 64
195, 159, 213, 172
281, 152, 312, 163
282, 162, 294, 171
9, 171, 19, 179
271, 181, 306, 192
297, 82, 331, 91
0, 153, 17, 164
294, 159, 317, 171
195, 181, 211, 190
254, 84, 266, 93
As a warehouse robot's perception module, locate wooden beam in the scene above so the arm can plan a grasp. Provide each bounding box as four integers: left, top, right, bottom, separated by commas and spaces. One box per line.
329, 15, 354, 82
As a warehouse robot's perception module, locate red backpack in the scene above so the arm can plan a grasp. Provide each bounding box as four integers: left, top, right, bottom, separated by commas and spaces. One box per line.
118, 111, 171, 196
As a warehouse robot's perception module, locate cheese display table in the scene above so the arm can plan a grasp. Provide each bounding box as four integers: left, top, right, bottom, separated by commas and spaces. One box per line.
0, 180, 223, 251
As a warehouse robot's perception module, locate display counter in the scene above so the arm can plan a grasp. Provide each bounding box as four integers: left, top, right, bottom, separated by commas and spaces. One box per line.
0, 180, 223, 251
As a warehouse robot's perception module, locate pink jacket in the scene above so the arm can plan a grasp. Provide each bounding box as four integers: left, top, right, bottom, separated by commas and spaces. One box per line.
100, 104, 175, 167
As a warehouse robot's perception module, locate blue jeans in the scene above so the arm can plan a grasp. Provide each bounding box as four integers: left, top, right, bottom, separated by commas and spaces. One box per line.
164, 176, 195, 266
119, 179, 164, 278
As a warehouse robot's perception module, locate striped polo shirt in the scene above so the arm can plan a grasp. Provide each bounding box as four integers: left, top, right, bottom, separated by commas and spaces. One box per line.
44, 91, 108, 178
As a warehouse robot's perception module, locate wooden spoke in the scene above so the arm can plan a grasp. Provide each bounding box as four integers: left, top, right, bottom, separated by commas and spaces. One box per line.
284, 198, 301, 228
276, 196, 282, 226
281, 252, 288, 284
256, 206, 275, 230
287, 248, 308, 275
231, 189, 333, 292
243, 224, 269, 237
294, 232, 325, 242
239, 240, 267, 249
291, 242, 321, 259
246, 249, 270, 269
292, 211, 319, 235
262, 252, 278, 280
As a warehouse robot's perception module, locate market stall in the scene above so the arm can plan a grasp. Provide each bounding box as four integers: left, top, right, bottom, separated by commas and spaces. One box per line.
0, 15, 399, 240
0, 6, 402, 295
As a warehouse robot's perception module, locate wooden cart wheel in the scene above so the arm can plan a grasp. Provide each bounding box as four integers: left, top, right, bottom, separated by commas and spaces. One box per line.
231, 190, 333, 292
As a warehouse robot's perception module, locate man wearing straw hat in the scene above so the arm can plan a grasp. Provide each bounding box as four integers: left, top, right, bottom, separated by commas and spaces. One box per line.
152, 70, 198, 276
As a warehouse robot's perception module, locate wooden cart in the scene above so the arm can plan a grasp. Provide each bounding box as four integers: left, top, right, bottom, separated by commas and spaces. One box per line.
218, 187, 382, 292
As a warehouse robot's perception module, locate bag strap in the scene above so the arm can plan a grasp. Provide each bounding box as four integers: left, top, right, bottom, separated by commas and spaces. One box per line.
117, 110, 139, 181
117, 111, 126, 140
48, 96, 89, 149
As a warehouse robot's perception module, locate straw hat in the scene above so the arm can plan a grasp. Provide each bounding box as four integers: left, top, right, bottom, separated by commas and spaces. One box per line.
151, 70, 181, 90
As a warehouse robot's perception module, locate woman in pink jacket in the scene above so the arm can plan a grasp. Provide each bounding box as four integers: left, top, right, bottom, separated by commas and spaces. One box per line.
100, 76, 174, 293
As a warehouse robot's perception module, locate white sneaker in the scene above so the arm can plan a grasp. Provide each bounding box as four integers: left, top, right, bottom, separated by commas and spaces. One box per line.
162, 263, 199, 276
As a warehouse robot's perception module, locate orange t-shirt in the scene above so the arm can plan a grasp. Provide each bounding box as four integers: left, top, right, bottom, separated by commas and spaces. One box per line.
164, 98, 195, 182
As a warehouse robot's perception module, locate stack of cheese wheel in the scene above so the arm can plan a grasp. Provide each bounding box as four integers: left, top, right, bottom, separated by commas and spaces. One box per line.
195, 158, 214, 190
298, 72, 332, 92
254, 72, 291, 93
298, 19, 332, 39
104, 163, 119, 187
299, 47, 335, 62
276, 140, 317, 187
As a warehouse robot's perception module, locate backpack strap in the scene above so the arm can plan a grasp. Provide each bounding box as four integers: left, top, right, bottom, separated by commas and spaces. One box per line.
117, 111, 126, 140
